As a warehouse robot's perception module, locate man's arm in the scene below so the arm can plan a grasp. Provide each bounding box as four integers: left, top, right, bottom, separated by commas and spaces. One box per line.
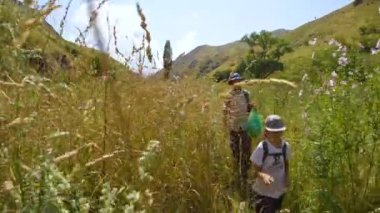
223, 99, 230, 129
243, 90, 256, 112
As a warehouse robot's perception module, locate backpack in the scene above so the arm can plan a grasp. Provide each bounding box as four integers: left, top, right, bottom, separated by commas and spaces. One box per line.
225, 89, 251, 131
262, 141, 287, 164
257, 141, 289, 179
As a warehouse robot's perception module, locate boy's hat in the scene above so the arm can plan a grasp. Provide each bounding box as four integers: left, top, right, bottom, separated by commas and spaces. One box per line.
265, 115, 286, 132
228, 73, 243, 84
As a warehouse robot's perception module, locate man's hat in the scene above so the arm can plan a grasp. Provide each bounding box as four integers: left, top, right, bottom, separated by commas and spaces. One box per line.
228, 73, 243, 84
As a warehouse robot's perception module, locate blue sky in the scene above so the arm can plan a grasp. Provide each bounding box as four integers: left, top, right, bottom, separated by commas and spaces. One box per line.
42, 0, 352, 69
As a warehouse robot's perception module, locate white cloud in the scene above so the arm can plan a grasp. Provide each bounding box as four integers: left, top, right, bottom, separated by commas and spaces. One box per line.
173, 31, 198, 58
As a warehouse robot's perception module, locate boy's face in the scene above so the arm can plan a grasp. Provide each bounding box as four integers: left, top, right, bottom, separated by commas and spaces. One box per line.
267, 131, 284, 140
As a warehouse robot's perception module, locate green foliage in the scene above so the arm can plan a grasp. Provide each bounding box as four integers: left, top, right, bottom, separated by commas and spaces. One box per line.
353, 0, 363, 6
360, 35, 379, 52
290, 42, 380, 212
90, 56, 101, 75
358, 23, 380, 52
238, 31, 292, 78
163, 40, 173, 79
359, 24, 380, 35
213, 69, 231, 82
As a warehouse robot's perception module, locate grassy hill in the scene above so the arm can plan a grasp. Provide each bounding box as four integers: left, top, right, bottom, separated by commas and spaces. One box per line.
0, 0, 130, 79
275, 0, 380, 80
169, 0, 380, 81
170, 41, 249, 78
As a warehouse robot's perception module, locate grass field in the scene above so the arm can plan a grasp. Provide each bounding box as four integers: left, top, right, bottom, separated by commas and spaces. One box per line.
1, 0, 380, 212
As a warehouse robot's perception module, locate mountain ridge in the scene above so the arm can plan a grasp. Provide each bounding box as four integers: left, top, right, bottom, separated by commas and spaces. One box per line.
166, 0, 380, 80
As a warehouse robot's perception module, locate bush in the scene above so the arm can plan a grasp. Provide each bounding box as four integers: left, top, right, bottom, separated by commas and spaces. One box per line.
353, 0, 363, 6
213, 70, 231, 82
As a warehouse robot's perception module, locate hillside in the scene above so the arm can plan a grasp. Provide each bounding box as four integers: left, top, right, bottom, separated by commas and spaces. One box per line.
169, 0, 380, 80
0, 0, 129, 78
170, 41, 249, 78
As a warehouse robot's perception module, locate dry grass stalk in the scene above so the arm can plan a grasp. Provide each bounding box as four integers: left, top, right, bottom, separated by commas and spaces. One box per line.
38, 83, 57, 98
136, 3, 152, 62
137, 46, 146, 75
106, 15, 111, 52
236, 78, 298, 88
20, 163, 32, 172
14, 2, 60, 48
85, 150, 125, 167
113, 25, 130, 65
6, 117, 34, 128
59, 0, 73, 36
0, 73, 29, 87
75, 27, 87, 47
75, 0, 108, 44
0, 79, 24, 87
53, 143, 99, 163
0, 90, 12, 103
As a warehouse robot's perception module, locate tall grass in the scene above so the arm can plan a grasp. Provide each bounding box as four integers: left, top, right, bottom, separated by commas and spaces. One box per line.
1, 0, 380, 212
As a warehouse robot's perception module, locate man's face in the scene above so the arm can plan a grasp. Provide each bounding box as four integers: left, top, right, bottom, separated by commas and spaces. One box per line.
232, 83, 241, 90
230, 80, 242, 89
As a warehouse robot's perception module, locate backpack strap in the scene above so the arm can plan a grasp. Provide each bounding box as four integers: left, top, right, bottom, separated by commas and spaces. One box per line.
283, 142, 289, 178
262, 141, 269, 165
262, 141, 287, 164
282, 143, 287, 161
243, 90, 250, 104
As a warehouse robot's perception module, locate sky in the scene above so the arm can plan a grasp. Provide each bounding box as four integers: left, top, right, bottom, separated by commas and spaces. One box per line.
41, 0, 352, 71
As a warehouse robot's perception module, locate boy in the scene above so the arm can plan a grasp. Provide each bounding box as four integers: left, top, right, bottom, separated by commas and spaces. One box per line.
250, 115, 291, 212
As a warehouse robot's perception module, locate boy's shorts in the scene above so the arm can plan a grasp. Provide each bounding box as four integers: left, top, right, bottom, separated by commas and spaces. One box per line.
250, 192, 285, 213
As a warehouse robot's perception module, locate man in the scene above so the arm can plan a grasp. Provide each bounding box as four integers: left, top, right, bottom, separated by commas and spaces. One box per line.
223, 73, 254, 182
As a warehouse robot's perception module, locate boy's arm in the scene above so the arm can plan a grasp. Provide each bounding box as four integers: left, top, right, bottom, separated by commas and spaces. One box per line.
253, 164, 274, 185
250, 144, 274, 185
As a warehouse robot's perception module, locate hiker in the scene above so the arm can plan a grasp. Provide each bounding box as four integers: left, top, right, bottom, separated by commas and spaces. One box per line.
223, 72, 254, 182
250, 115, 291, 212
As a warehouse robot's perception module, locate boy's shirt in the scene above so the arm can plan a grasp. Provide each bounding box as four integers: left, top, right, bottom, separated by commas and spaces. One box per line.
223, 89, 250, 131
250, 140, 291, 199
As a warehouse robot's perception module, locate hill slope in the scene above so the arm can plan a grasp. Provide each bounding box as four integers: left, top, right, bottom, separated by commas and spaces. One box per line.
171, 41, 249, 78
0, 1, 129, 78
169, 0, 380, 80
276, 0, 380, 80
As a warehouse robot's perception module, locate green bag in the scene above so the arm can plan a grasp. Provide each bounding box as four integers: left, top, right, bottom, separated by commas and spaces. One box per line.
247, 110, 264, 138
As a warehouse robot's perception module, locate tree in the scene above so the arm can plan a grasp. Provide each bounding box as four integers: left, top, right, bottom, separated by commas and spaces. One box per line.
163, 40, 172, 79
237, 31, 292, 78
353, 0, 363, 6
